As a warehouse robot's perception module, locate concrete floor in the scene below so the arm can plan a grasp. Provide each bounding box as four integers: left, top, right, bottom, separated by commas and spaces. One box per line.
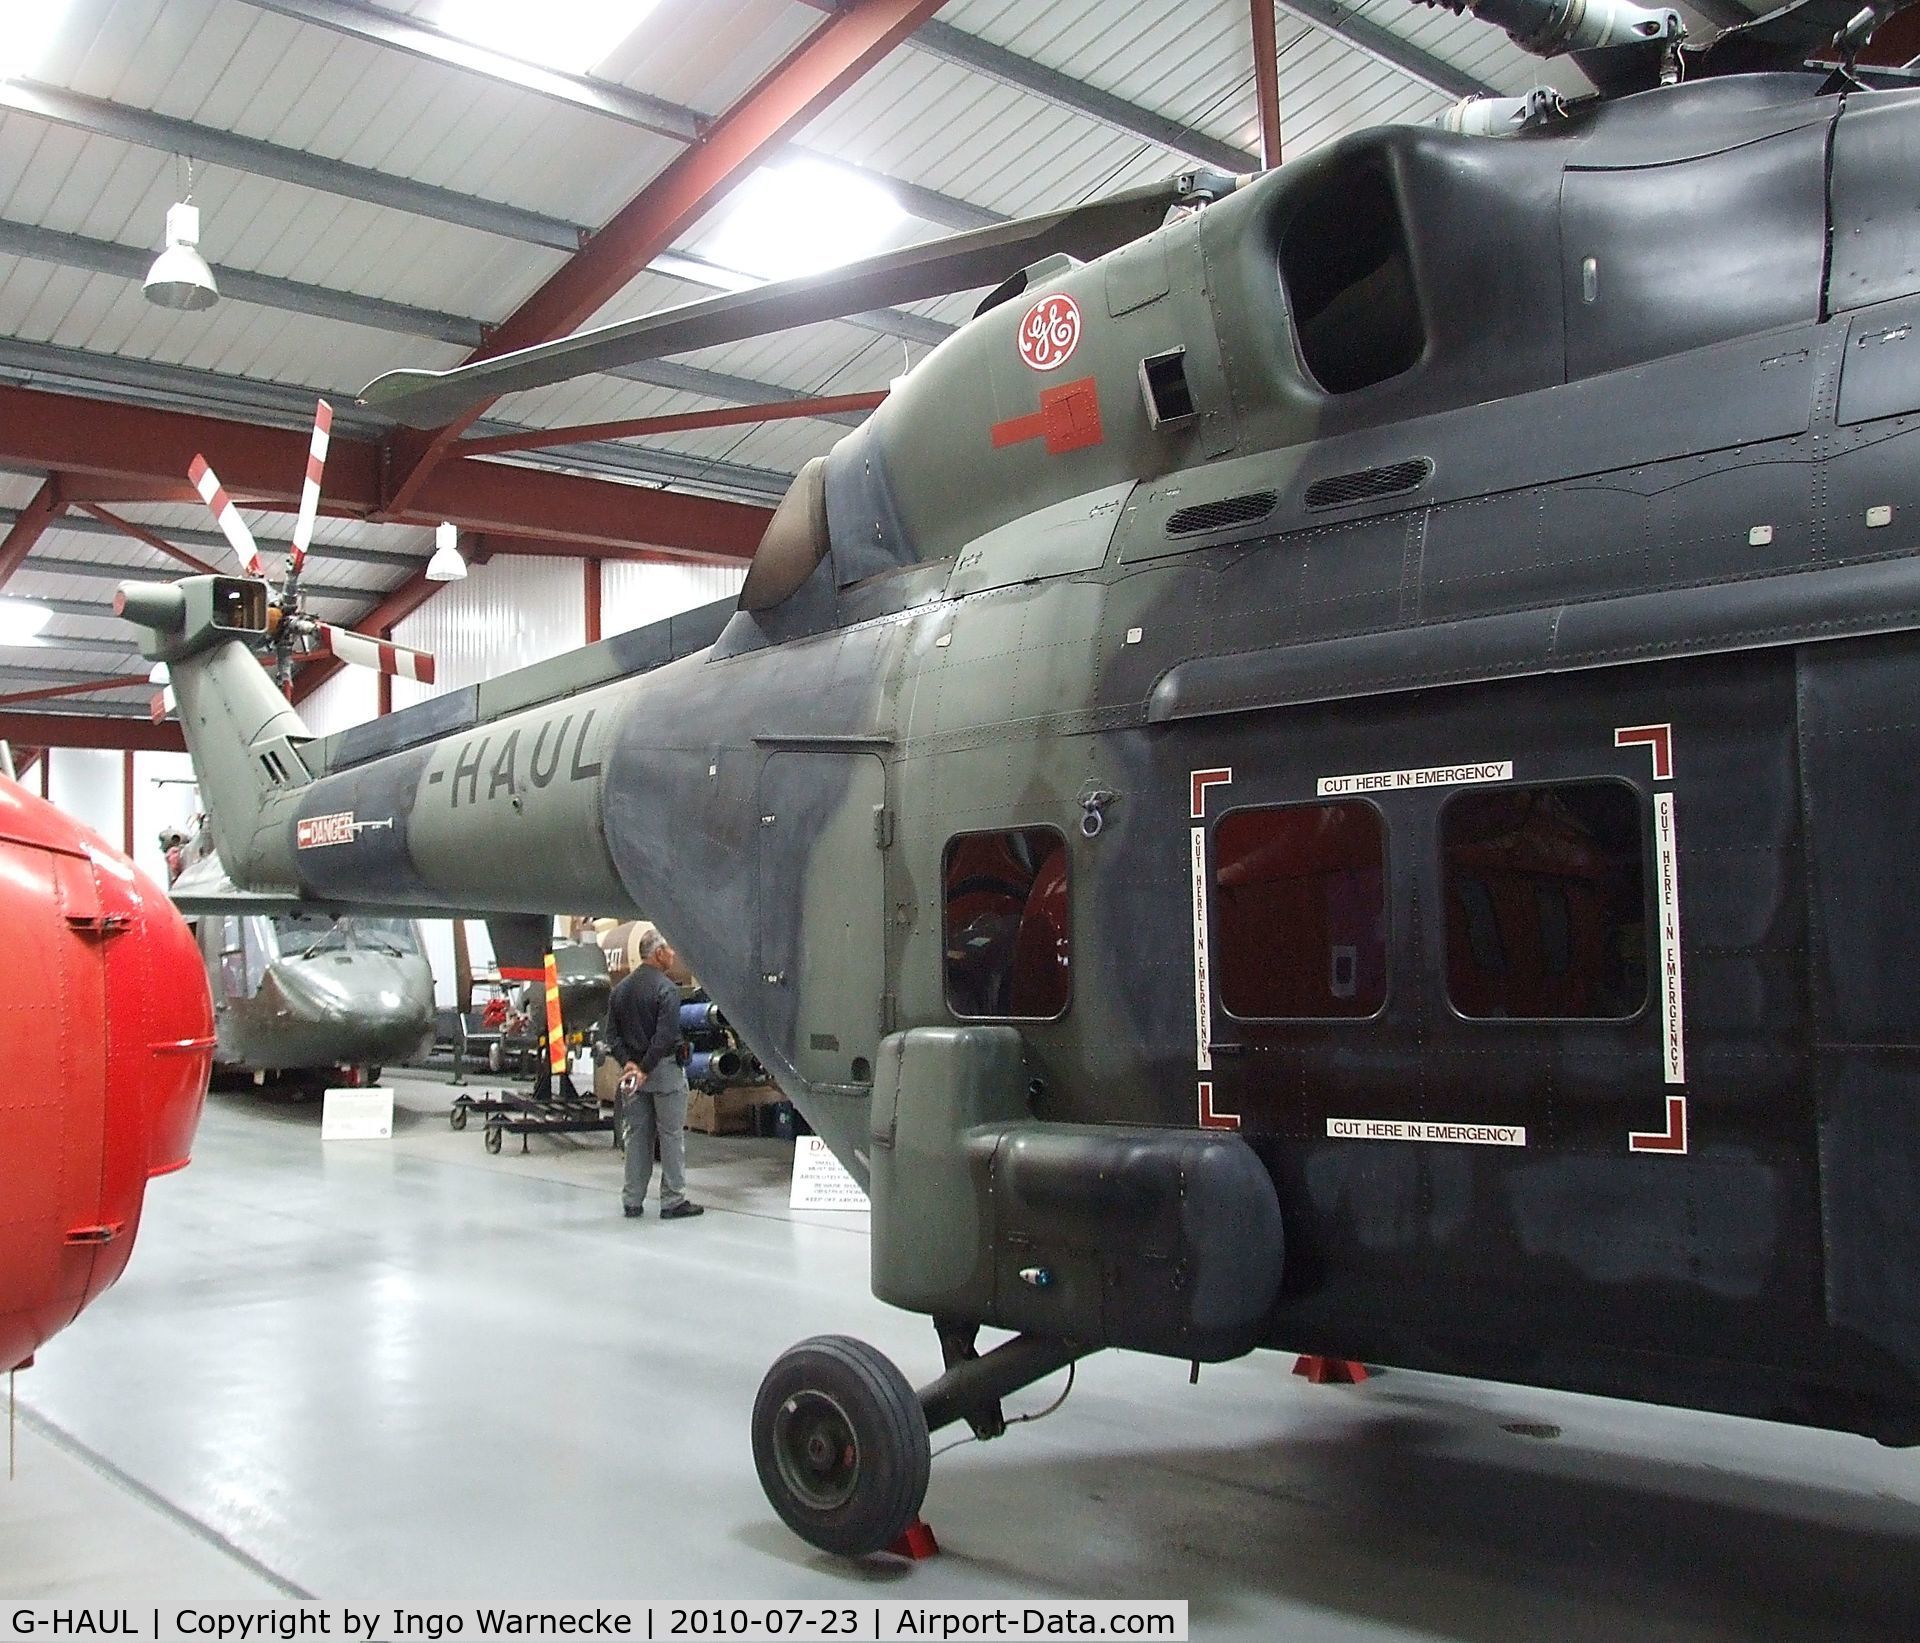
5, 1067, 1918, 1638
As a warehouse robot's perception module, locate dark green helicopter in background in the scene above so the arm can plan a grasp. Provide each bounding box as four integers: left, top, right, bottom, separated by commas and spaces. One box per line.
120, 0, 1920, 1558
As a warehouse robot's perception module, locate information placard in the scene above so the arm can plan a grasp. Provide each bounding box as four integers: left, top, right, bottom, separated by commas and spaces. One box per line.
321, 1088, 394, 1141
788, 1136, 868, 1212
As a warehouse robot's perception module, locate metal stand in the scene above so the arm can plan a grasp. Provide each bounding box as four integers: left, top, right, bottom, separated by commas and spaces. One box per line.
450, 1065, 613, 1154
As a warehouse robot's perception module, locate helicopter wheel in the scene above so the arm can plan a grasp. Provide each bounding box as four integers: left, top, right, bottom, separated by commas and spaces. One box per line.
752, 1336, 929, 1558
487, 1041, 504, 1073
484, 1122, 503, 1155
449, 1103, 468, 1132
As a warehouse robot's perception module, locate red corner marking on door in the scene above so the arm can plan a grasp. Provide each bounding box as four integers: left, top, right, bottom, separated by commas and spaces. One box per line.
990, 376, 1103, 455
1629, 1095, 1688, 1154
1189, 767, 1233, 818
1615, 723, 1674, 781
1198, 1080, 1240, 1131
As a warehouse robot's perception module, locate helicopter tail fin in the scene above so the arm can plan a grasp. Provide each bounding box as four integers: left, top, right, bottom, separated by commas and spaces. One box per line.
116, 574, 314, 888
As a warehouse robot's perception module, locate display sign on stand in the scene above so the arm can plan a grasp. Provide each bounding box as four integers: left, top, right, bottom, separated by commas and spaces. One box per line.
321, 1088, 394, 1141
789, 1136, 868, 1212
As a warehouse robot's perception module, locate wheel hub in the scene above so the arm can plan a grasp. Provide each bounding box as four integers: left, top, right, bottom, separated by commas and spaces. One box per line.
774, 1391, 860, 1511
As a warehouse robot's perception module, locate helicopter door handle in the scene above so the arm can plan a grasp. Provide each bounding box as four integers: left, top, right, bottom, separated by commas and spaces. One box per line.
1211, 1042, 1246, 1057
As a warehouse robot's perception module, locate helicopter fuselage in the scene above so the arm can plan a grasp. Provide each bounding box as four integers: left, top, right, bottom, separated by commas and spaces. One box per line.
138, 69, 1920, 1446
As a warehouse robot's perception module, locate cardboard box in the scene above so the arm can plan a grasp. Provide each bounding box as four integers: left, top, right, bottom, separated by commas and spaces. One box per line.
687, 1088, 756, 1135
594, 1056, 623, 1104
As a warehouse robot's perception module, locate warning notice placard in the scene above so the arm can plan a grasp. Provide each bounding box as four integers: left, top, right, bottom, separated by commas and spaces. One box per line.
1328, 1117, 1526, 1147
789, 1136, 869, 1211
1317, 760, 1511, 797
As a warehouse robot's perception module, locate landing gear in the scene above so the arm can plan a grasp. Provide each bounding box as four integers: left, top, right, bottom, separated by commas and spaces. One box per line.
751, 1336, 930, 1557
752, 1327, 1090, 1558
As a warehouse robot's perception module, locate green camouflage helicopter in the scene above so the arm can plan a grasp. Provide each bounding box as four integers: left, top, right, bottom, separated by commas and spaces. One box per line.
121, 0, 1920, 1558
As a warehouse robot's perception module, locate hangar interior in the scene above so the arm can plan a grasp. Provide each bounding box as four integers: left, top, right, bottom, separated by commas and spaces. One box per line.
3, 0, 1920, 1633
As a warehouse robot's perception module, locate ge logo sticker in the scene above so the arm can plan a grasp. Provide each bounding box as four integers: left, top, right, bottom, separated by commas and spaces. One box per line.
1018, 293, 1081, 371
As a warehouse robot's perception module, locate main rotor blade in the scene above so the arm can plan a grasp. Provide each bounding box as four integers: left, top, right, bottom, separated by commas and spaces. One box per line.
188, 455, 266, 580
360, 175, 1232, 429
289, 398, 333, 578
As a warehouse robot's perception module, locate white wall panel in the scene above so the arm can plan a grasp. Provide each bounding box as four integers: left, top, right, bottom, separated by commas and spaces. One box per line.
45, 746, 123, 852
388, 556, 586, 711
130, 749, 199, 884
602, 561, 745, 637
300, 664, 380, 736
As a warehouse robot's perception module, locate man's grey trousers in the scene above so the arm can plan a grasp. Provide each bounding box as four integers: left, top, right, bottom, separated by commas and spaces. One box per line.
620, 1065, 690, 1213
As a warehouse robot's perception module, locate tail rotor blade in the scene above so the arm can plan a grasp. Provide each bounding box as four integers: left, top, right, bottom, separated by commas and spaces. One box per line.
188, 455, 266, 579
289, 398, 333, 578
315, 623, 437, 685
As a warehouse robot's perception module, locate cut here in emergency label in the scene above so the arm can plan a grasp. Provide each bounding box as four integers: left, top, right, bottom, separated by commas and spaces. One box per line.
1329, 1117, 1527, 1146
1316, 760, 1511, 797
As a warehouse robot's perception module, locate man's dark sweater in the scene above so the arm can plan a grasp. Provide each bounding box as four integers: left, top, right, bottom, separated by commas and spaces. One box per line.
605, 965, 683, 1075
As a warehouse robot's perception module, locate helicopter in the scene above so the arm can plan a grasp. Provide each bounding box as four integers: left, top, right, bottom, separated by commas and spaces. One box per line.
0, 765, 212, 1376
166, 821, 435, 1095
117, 0, 1920, 1560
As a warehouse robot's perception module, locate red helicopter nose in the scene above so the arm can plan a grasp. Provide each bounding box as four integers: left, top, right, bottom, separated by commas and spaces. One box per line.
0, 779, 213, 1371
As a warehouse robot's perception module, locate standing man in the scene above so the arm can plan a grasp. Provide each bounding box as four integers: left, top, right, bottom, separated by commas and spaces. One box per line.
606, 928, 704, 1221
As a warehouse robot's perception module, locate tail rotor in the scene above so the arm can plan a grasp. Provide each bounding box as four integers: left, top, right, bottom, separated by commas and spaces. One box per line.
175, 397, 437, 701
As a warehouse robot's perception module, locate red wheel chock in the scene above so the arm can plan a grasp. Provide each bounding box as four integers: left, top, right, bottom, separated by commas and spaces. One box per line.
1293, 1355, 1370, 1384
889, 1519, 941, 1559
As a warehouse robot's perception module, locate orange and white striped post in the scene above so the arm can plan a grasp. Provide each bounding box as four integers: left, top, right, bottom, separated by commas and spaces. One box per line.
543, 952, 567, 1084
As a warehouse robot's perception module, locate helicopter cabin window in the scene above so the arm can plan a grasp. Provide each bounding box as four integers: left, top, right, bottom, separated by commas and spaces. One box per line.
1214, 801, 1387, 1019
1279, 163, 1425, 394
943, 827, 1071, 1020
1442, 782, 1648, 1021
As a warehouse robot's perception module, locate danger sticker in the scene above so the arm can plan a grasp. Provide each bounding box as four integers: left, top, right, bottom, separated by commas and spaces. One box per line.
296, 812, 357, 849
1018, 293, 1081, 371
1328, 1118, 1528, 1147
1317, 760, 1511, 797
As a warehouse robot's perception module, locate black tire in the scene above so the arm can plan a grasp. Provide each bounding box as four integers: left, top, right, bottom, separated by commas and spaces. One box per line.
449, 1103, 468, 1131
752, 1335, 930, 1557
484, 1122, 503, 1154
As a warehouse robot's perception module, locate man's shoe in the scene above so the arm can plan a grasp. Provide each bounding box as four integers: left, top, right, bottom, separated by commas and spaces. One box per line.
660, 1201, 705, 1220
623, 1205, 644, 1218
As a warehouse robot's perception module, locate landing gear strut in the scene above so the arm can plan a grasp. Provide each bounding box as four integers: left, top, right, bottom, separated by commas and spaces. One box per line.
751, 1327, 1091, 1557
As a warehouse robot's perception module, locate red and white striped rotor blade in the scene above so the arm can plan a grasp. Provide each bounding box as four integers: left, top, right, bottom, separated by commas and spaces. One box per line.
315, 623, 436, 684
188, 455, 265, 579
289, 398, 332, 577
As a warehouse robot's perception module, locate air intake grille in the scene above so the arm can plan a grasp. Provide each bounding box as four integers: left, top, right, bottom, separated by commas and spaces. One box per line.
1303, 457, 1433, 510
1166, 490, 1278, 537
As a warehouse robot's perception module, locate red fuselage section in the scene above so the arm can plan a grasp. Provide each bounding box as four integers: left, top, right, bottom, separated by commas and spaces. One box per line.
0, 775, 213, 1372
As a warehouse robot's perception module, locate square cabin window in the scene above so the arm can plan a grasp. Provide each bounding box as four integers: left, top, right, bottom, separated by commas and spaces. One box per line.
1442, 781, 1647, 1020
1215, 801, 1388, 1019
943, 827, 1071, 1020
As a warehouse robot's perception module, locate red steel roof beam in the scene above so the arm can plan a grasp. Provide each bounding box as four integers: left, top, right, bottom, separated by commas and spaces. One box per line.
382, 0, 949, 514
0, 385, 769, 560
0, 477, 67, 590
0, 712, 185, 753
1251, 1, 1282, 170
0, 675, 151, 709
75, 503, 222, 576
